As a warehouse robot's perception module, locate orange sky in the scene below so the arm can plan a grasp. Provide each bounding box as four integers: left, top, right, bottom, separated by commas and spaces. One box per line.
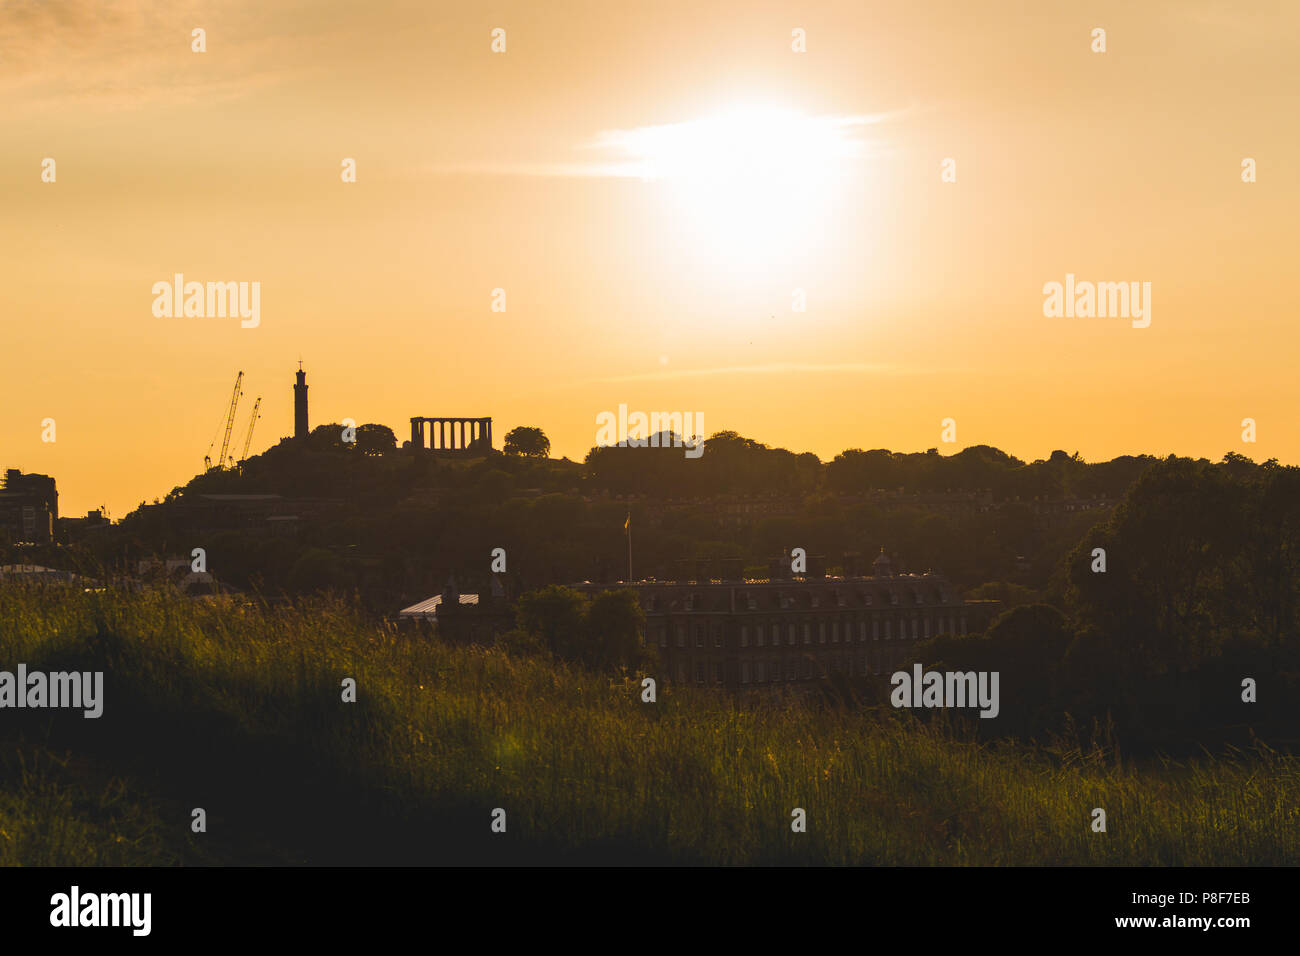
2, 0, 1297, 517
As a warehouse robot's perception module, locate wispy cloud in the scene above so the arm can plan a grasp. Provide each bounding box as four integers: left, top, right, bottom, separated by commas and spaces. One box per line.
0, 0, 299, 111
591, 362, 911, 384
426, 107, 904, 179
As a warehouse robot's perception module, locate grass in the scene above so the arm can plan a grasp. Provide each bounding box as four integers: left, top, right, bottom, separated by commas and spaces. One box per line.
1, 584, 1297, 865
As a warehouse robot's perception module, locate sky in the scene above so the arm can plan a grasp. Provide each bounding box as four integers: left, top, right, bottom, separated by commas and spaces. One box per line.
2, 0, 1297, 517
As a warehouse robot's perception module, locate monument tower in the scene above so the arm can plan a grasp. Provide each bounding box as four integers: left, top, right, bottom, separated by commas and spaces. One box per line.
294, 362, 308, 439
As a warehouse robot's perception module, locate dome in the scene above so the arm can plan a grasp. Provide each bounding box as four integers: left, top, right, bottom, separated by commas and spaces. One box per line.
871, 549, 894, 577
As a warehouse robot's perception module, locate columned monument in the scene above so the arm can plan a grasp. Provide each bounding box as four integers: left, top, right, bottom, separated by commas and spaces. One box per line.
409, 417, 493, 456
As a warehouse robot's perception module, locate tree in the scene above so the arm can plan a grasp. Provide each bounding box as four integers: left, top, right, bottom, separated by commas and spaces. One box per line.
514, 585, 647, 670
586, 589, 646, 669
355, 424, 397, 456
504, 426, 550, 458
515, 585, 588, 659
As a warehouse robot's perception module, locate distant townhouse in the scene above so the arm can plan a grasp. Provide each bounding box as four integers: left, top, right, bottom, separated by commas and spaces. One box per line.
576, 550, 1001, 690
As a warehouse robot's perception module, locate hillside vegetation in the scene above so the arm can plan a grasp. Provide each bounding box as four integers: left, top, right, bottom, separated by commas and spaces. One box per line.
2, 586, 1296, 866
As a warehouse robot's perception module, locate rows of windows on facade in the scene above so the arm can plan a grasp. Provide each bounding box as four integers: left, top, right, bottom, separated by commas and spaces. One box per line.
622, 551, 999, 688
1, 470, 65, 547
421, 550, 1003, 690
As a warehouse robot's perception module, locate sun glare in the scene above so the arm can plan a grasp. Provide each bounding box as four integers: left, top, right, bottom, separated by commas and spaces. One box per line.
598, 106, 874, 271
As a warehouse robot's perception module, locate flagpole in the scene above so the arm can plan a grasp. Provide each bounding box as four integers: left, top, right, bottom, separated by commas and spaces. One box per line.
626, 511, 633, 582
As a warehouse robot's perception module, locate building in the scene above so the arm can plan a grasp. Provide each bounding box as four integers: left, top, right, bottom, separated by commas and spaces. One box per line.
407, 416, 493, 456
398, 576, 513, 643
294, 363, 309, 439
575, 551, 1001, 690
58, 509, 110, 542
0, 564, 86, 585
0, 470, 58, 545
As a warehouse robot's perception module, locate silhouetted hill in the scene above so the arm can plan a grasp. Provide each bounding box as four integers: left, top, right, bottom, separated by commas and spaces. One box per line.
73, 429, 1274, 613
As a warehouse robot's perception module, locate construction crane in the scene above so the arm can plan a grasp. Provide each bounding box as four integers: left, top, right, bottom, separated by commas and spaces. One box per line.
237, 396, 262, 466
204, 371, 244, 471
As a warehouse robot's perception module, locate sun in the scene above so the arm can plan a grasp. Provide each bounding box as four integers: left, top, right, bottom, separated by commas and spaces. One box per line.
599, 105, 874, 272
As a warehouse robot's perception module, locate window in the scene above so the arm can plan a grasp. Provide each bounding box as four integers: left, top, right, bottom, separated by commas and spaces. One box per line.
695, 625, 705, 648
912, 619, 919, 639
741, 661, 751, 684
740, 624, 750, 648
885, 620, 892, 640
757, 624, 766, 647
676, 625, 686, 647
714, 626, 723, 648
694, 662, 705, 683
818, 622, 826, 644
924, 617, 932, 639
832, 621, 840, 643
803, 623, 812, 643
872, 618, 879, 641
787, 625, 795, 646
772, 623, 781, 645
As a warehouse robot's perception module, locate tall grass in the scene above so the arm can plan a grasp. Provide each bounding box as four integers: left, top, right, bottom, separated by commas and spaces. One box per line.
1, 584, 1297, 865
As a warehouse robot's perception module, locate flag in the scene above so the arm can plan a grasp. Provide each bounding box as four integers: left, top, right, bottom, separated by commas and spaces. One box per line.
624, 512, 631, 533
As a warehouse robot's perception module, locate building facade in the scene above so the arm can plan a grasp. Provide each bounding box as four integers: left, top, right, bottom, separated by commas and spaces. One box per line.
577, 552, 1001, 690
0, 470, 58, 545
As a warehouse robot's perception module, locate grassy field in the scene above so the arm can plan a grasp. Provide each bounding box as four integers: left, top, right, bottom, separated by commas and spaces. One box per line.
1, 584, 1297, 865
